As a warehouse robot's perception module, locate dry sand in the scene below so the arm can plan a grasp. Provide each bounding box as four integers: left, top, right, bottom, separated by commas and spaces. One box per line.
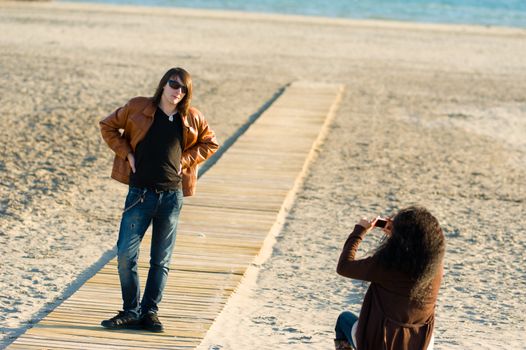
0, 1, 525, 349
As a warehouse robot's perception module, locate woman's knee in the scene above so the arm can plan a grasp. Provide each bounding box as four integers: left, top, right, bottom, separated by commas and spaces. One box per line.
337, 311, 358, 328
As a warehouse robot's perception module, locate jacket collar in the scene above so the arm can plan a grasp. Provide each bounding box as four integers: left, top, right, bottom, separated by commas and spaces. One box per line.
180, 113, 190, 128
144, 98, 156, 118
146, 98, 190, 127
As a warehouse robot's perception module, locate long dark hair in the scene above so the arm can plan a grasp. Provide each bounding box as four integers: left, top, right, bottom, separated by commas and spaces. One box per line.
152, 67, 193, 117
374, 206, 445, 304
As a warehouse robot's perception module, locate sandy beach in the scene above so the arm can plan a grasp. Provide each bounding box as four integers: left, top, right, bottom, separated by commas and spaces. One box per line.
1, 1, 525, 349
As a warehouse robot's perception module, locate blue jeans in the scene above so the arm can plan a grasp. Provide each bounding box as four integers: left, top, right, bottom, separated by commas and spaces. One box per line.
117, 187, 183, 318
335, 311, 359, 348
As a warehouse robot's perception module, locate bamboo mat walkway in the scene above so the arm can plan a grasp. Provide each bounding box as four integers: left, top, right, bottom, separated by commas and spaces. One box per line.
8, 81, 343, 349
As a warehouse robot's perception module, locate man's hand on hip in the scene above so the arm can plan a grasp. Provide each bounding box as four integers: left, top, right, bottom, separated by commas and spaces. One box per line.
127, 153, 136, 173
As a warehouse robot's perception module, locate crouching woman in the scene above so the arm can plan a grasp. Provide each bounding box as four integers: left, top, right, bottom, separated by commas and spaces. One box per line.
335, 206, 445, 350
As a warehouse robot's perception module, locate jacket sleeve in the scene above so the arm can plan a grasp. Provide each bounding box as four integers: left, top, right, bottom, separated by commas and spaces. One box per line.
336, 225, 385, 282
99, 101, 133, 160
181, 115, 219, 169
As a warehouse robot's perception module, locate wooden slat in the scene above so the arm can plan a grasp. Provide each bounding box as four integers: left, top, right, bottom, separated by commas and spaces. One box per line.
7, 81, 343, 349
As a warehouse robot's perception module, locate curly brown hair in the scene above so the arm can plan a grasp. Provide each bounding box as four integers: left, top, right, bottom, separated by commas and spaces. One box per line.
152, 67, 193, 117
374, 206, 445, 304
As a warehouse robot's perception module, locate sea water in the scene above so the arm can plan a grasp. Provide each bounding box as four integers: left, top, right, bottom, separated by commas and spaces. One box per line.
62, 0, 526, 28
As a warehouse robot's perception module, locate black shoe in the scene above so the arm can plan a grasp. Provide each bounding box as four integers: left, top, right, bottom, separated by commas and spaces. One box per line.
101, 311, 140, 329
141, 312, 164, 333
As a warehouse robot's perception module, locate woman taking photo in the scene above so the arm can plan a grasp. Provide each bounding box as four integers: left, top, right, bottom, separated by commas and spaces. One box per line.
335, 206, 445, 350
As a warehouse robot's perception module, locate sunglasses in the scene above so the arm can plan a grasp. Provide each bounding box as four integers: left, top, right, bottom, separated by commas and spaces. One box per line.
167, 80, 187, 93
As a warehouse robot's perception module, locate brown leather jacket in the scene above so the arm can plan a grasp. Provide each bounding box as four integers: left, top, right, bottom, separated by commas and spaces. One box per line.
99, 96, 219, 196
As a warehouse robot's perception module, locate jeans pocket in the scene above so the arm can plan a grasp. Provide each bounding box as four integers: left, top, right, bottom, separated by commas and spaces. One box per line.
167, 189, 184, 213
123, 188, 145, 213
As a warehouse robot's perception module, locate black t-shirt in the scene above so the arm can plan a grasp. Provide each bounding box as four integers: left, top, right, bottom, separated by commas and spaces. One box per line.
130, 108, 184, 190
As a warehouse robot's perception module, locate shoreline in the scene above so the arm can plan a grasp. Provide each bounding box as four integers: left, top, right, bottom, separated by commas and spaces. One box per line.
2, 0, 524, 35
55, 0, 526, 31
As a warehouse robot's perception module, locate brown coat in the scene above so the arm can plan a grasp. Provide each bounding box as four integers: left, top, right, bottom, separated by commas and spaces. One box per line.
337, 225, 442, 350
99, 97, 219, 196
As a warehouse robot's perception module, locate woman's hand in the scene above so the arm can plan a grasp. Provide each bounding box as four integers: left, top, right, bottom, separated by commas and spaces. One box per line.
357, 217, 393, 236
382, 219, 393, 236
357, 217, 374, 231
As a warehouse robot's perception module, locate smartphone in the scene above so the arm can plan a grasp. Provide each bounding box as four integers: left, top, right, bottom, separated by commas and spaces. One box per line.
374, 218, 388, 228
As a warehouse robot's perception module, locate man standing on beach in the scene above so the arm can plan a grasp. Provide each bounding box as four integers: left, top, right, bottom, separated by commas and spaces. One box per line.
99, 67, 218, 332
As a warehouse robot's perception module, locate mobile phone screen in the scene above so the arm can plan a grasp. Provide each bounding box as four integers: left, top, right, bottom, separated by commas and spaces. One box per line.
375, 219, 387, 228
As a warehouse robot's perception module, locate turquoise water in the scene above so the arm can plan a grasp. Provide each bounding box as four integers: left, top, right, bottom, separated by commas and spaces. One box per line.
63, 0, 526, 28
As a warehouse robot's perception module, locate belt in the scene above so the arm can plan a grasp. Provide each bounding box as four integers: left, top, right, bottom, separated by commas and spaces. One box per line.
131, 185, 179, 194
146, 187, 179, 194
146, 187, 167, 194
